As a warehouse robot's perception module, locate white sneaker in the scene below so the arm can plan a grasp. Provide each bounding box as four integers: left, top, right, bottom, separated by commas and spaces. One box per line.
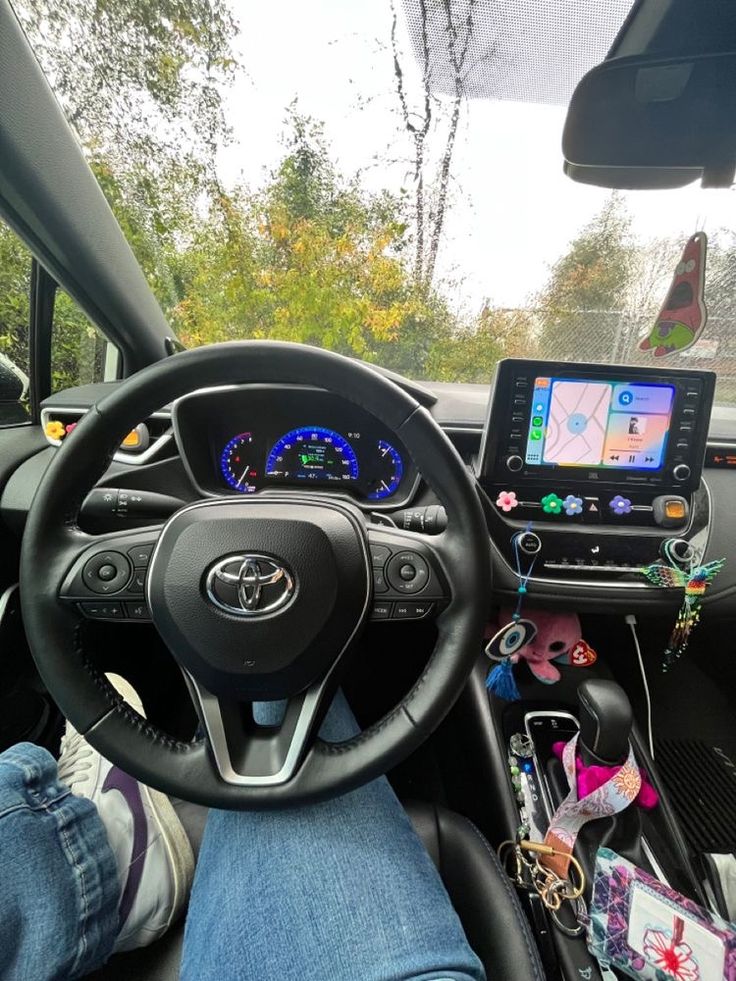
57, 673, 195, 953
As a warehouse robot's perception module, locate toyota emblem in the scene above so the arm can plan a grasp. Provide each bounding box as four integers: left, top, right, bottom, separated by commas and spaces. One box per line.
205, 554, 295, 617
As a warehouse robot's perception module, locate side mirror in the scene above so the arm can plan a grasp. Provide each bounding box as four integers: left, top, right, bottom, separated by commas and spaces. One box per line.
562, 51, 736, 189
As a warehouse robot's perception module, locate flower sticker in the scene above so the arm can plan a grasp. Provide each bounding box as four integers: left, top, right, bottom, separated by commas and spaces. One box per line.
44, 420, 66, 441
643, 925, 699, 981
609, 495, 632, 516
496, 490, 519, 512
541, 493, 563, 515
563, 494, 583, 516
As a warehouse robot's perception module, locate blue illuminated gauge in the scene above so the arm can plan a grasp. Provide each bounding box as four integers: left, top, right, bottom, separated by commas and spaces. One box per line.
367, 440, 404, 500
220, 433, 258, 493
265, 427, 359, 484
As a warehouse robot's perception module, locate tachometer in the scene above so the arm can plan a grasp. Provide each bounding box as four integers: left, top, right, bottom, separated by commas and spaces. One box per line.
220, 433, 258, 493
265, 427, 358, 484
367, 439, 404, 500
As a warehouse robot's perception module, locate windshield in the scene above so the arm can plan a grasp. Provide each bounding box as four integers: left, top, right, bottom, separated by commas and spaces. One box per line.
10, 0, 736, 403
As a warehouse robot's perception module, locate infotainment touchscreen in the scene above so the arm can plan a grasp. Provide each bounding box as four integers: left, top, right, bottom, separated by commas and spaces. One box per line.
525, 377, 675, 471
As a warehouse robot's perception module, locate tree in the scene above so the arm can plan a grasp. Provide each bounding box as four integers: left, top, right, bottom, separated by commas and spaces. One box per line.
390, 0, 492, 289
14, 0, 239, 310
169, 114, 456, 376
0, 224, 33, 376
536, 194, 634, 363
425, 306, 536, 382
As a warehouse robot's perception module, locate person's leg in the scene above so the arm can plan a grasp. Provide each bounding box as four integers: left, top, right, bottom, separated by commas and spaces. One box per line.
0, 741, 119, 980
0, 673, 195, 981
181, 693, 485, 981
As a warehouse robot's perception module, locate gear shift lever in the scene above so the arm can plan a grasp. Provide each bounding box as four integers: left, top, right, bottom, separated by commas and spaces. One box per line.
577, 679, 633, 766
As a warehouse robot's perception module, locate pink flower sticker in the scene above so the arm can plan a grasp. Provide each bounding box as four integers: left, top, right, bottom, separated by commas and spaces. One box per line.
643, 927, 699, 980
496, 490, 519, 512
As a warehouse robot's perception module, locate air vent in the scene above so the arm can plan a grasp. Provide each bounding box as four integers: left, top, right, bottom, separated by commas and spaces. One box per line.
40, 406, 174, 465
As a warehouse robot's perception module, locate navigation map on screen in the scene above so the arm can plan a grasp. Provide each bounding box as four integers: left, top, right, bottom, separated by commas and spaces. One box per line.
525, 377, 675, 470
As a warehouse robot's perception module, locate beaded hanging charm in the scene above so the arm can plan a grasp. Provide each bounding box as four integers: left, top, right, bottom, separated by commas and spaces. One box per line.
639, 550, 726, 670
486, 526, 538, 700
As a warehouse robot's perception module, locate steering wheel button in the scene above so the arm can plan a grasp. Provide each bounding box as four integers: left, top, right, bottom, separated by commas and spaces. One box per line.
125, 602, 151, 620
79, 601, 123, 620
127, 568, 147, 594
82, 552, 131, 594
127, 543, 154, 567
386, 551, 429, 593
370, 601, 392, 619
370, 544, 391, 567
394, 602, 433, 619
372, 569, 388, 593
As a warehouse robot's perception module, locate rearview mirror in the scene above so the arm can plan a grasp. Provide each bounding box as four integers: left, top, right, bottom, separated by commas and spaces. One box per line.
562, 51, 736, 189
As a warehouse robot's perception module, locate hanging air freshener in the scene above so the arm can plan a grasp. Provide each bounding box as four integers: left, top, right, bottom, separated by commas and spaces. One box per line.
639, 540, 725, 670
485, 526, 538, 700
639, 232, 708, 357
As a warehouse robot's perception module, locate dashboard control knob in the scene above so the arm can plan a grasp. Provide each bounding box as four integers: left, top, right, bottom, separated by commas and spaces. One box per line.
517, 531, 541, 556
506, 454, 523, 473
672, 463, 691, 482
662, 538, 694, 566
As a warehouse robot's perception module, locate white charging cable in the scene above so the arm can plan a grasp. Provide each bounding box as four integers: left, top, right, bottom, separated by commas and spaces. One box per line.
625, 613, 655, 760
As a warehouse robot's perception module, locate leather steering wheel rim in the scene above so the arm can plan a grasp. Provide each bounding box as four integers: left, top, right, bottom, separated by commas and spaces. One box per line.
20, 341, 491, 808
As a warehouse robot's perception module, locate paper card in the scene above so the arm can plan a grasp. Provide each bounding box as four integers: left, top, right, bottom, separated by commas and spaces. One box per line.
628, 883, 726, 980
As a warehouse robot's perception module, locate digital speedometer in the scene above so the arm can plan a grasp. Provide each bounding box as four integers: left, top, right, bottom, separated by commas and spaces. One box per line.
265, 427, 359, 483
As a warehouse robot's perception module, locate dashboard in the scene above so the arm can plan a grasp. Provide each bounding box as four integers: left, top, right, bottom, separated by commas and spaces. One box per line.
11, 355, 736, 617
172, 385, 417, 508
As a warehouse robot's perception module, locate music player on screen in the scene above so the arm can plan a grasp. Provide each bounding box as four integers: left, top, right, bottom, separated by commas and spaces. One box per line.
525, 377, 675, 470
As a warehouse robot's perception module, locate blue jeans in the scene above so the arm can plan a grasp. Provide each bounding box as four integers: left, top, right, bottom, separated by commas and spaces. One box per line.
0, 695, 484, 981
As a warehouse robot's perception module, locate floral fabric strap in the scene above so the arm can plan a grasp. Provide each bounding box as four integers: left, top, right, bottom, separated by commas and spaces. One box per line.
543, 733, 642, 878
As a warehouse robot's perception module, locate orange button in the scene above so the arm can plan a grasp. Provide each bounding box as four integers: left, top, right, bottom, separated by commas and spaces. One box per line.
664, 500, 686, 520
122, 429, 141, 448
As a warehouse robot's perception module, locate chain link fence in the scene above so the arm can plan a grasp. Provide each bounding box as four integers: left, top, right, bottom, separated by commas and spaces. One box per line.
531, 309, 736, 405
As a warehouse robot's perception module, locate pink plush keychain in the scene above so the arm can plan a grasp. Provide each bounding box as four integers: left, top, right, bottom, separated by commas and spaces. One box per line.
485, 607, 597, 700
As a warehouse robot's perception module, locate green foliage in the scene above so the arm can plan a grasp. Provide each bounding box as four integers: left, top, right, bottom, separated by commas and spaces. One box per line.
1, 0, 557, 389
537, 194, 634, 361
0, 223, 32, 377
168, 116, 462, 377
52, 291, 108, 393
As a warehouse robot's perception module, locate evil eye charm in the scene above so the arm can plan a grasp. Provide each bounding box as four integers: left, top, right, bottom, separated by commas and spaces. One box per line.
485, 618, 538, 662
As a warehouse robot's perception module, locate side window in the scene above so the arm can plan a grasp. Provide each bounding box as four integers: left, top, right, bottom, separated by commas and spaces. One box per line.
51, 290, 119, 392
0, 218, 32, 425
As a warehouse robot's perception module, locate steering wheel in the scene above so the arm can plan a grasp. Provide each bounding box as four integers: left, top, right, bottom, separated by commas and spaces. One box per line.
20, 342, 490, 808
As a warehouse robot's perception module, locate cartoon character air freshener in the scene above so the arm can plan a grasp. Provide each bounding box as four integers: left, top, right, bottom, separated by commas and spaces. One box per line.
639, 232, 707, 358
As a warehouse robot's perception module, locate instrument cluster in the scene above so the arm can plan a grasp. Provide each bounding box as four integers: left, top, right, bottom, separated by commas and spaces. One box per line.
173, 386, 415, 507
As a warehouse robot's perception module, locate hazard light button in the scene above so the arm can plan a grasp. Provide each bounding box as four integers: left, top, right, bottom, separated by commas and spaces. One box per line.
583, 497, 600, 522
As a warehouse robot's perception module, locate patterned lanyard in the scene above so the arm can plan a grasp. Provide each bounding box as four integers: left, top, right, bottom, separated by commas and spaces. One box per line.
542, 734, 642, 879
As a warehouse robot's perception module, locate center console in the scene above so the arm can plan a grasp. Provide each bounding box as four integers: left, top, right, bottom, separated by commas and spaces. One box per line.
477, 360, 715, 584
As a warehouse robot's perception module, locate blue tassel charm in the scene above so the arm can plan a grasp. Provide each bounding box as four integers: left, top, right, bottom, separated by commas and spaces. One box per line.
486, 658, 521, 701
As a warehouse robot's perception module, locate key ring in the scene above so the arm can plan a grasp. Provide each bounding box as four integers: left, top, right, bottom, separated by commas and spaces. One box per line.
544, 878, 588, 928
518, 841, 587, 902
497, 840, 535, 888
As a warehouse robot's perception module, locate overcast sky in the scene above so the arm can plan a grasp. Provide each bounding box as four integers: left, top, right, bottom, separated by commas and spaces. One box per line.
217, 0, 736, 312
